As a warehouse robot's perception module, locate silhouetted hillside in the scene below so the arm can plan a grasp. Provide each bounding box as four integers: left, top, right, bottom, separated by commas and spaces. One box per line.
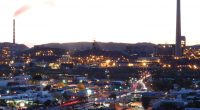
37, 42, 156, 52
188, 45, 200, 49
126, 43, 156, 57
0, 42, 29, 52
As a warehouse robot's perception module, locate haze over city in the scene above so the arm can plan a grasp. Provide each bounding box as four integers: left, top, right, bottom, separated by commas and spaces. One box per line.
0, 0, 200, 47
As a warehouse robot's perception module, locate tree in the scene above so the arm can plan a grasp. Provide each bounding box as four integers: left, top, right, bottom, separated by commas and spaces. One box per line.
63, 92, 72, 100
109, 92, 117, 108
109, 93, 117, 100
77, 83, 85, 90
141, 96, 151, 110
159, 102, 179, 110
0, 99, 7, 106
43, 85, 51, 91
44, 100, 51, 107
32, 74, 42, 80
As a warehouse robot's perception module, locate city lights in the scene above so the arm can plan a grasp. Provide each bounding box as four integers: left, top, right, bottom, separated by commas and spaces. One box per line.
0, 0, 199, 109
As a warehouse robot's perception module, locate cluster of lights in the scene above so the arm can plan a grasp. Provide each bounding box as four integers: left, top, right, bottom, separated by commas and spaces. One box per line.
75, 55, 106, 64
184, 48, 200, 59
58, 55, 72, 64
74, 55, 117, 67
0, 47, 12, 65
49, 63, 60, 69
35, 50, 54, 56
188, 65, 198, 70
159, 44, 173, 48
176, 64, 199, 70
117, 56, 130, 62
162, 64, 171, 68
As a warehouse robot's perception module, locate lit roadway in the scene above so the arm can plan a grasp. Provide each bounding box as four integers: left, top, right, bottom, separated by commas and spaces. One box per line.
50, 72, 152, 109
79, 72, 152, 109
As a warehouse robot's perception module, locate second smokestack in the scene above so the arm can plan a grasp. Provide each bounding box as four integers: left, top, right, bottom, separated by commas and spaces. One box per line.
13, 19, 15, 45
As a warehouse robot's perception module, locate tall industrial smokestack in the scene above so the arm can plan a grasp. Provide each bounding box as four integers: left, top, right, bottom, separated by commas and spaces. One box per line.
13, 19, 15, 45
12, 19, 16, 60
175, 0, 182, 57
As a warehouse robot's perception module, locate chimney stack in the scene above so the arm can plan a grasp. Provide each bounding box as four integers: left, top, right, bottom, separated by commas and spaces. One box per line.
12, 19, 16, 60
175, 0, 182, 57
13, 19, 15, 45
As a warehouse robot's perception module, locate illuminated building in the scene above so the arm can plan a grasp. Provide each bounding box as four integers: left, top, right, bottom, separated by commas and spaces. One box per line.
135, 57, 160, 67
181, 36, 186, 48
181, 36, 186, 55
59, 54, 74, 69
58, 54, 72, 64
49, 63, 60, 69
100, 59, 116, 68
156, 44, 175, 57
1, 47, 11, 64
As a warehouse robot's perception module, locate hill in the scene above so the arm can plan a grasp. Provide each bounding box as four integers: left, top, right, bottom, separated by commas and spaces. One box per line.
37, 42, 156, 52
0, 42, 29, 52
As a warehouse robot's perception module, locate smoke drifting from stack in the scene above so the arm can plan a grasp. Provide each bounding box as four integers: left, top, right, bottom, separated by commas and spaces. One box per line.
14, 0, 55, 17
45, 0, 55, 6
14, 5, 30, 17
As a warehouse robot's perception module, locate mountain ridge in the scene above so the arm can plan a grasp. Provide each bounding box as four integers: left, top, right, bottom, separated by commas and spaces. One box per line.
36, 42, 156, 51
1, 42, 199, 52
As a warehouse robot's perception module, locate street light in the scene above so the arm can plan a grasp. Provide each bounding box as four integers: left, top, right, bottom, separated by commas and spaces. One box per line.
105, 69, 109, 74
107, 74, 110, 79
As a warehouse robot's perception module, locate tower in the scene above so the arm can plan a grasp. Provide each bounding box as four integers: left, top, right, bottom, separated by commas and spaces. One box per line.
13, 19, 15, 45
92, 40, 101, 50
175, 0, 182, 57
12, 19, 16, 60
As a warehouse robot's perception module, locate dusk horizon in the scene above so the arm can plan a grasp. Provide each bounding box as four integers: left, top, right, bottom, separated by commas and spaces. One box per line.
1, 0, 200, 46
1, 41, 200, 48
